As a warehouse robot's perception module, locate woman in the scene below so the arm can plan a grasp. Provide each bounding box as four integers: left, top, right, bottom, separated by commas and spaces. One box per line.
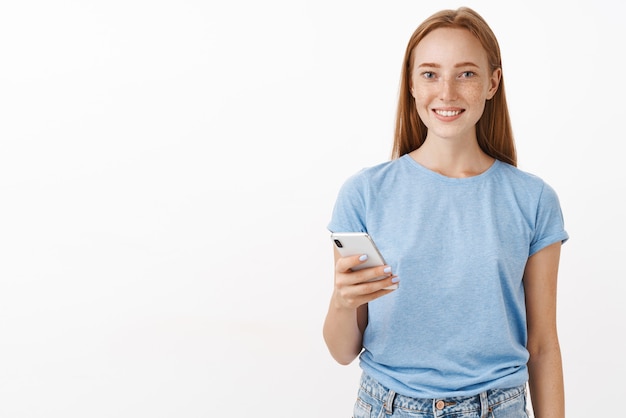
324, 7, 568, 417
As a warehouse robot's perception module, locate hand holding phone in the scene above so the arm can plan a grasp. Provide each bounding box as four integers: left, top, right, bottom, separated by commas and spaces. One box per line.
331, 232, 398, 290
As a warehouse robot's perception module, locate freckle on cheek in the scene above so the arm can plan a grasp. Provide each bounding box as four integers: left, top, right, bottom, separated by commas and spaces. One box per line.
459, 85, 482, 100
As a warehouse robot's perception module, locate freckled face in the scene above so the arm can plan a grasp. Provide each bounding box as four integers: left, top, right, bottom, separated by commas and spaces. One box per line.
410, 28, 501, 142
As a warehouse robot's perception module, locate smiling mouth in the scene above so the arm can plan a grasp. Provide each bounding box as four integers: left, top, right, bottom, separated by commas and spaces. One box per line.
434, 109, 463, 117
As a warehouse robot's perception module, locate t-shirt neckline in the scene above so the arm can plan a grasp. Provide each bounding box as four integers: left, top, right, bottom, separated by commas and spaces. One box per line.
401, 154, 500, 183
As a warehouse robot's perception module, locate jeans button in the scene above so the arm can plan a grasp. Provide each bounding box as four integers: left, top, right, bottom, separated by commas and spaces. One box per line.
435, 400, 445, 410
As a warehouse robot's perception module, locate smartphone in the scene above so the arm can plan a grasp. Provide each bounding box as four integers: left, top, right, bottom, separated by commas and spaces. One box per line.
330, 232, 397, 290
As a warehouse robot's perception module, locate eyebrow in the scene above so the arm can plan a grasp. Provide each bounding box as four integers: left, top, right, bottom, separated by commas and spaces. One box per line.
417, 61, 480, 68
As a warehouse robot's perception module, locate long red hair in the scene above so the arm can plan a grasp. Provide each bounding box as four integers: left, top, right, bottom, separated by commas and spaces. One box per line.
392, 7, 516, 166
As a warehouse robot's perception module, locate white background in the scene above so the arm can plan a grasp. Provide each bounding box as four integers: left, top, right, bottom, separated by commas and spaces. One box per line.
0, 0, 624, 416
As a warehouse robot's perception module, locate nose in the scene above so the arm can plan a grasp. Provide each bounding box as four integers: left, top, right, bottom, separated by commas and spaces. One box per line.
439, 78, 458, 101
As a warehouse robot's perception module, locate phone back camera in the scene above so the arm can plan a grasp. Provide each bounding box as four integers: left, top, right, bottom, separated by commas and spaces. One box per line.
334, 239, 343, 248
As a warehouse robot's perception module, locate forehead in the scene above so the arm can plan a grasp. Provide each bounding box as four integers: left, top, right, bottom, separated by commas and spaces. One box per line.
412, 27, 488, 67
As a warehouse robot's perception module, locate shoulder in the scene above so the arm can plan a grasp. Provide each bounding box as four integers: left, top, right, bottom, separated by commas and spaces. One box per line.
340, 158, 405, 189
496, 161, 543, 184
495, 161, 554, 194
353, 158, 402, 178
495, 162, 565, 215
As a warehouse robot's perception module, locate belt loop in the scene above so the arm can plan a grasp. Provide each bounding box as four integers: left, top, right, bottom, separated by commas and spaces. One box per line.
383, 389, 396, 415
479, 390, 490, 418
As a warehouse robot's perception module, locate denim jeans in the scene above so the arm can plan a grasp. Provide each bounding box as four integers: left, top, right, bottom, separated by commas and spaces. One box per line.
353, 373, 528, 418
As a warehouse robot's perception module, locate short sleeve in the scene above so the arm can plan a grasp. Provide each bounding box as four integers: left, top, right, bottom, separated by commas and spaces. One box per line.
529, 182, 569, 256
327, 170, 369, 233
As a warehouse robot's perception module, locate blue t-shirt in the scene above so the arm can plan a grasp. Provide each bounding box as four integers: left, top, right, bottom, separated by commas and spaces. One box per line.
328, 155, 568, 398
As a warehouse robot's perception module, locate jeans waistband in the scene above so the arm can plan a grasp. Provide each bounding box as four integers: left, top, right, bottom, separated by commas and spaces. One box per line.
359, 373, 526, 415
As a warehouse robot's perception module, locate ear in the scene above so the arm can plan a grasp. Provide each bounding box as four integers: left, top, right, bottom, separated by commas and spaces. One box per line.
487, 68, 502, 100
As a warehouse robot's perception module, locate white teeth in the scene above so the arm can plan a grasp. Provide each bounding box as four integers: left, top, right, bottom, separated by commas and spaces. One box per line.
435, 110, 461, 117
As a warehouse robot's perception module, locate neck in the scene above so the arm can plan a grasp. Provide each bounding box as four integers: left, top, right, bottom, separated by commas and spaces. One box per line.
409, 137, 494, 178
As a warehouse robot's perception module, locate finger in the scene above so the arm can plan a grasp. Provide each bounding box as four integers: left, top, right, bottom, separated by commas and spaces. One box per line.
338, 286, 397, 309
335, 273, 399, 305
335, 253, 371, 273
335, 254, 393, 279
352, 274, 399, 294
336, 264, 395, 288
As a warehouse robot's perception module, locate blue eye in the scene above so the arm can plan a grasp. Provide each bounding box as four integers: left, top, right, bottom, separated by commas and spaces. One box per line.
461, 71, 475, 78
422, 72, 435, 79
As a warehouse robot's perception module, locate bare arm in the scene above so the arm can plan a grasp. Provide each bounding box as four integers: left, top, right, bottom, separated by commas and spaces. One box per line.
323, 247, 398, 365
524, 241, 565, 418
